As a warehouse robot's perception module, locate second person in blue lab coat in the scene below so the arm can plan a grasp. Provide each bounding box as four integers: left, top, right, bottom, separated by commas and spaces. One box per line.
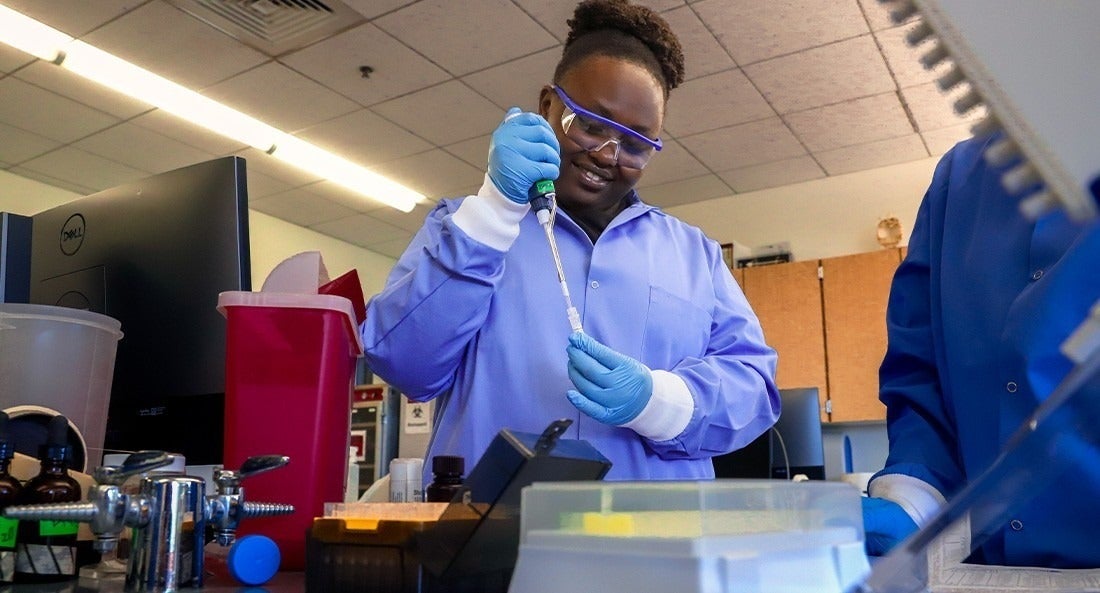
361, 0, 779, 481
863, 132, 1100, 567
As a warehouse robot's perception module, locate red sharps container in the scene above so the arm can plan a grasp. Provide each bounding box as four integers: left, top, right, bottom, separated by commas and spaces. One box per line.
218, 291, 363, 570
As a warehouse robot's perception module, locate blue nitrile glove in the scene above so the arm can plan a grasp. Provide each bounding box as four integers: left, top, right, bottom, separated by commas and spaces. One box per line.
565, 332, 653, 425
487, 107, 560, 204
862, 496, 919, 556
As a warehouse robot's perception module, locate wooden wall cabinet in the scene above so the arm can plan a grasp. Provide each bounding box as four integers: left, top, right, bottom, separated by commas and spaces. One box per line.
740, 260, 828, 422
736, 248, 902, 422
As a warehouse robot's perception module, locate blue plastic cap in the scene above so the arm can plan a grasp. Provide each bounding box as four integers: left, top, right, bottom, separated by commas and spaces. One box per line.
226, 535, 280, 586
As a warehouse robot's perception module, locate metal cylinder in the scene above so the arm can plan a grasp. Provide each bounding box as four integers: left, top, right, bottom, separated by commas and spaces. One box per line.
126, 475, 206, 593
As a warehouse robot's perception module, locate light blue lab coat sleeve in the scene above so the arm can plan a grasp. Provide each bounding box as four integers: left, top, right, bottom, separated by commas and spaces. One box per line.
361, 199, 505, 401
875, 150, 966, 497
641, 238, 780, 460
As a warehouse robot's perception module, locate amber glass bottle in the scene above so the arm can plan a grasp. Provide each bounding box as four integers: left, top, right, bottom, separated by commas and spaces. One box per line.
425, 455, 465, 503
0, 411, 21, 584
14, 415, 81, 583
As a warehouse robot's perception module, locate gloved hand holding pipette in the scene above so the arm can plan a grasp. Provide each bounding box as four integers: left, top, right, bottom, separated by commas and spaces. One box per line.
566, 332, 694, 441
488, 107, 560, 205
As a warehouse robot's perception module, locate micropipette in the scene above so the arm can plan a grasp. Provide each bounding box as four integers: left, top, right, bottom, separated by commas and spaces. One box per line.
530, 180, 584, 333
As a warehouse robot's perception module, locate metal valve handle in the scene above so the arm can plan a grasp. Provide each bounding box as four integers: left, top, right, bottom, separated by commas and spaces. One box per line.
92, 450, 173, 485
213, 454, 289, 494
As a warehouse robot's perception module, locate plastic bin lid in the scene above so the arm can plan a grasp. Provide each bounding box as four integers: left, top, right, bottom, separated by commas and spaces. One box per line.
0, 303, 122, 338
217, 291, 363, 356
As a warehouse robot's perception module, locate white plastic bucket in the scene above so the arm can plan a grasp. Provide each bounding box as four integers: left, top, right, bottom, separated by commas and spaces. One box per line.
0, 303, 123, 471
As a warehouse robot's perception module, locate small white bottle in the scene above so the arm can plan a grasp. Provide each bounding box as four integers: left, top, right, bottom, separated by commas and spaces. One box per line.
345, 447, 360, 504
388, 458, 425, 502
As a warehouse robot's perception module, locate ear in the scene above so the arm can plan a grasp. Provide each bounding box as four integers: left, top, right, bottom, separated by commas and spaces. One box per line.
538, 85, 555, 119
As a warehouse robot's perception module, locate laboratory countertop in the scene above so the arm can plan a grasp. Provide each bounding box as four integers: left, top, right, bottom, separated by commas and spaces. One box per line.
3, 573, 306, 593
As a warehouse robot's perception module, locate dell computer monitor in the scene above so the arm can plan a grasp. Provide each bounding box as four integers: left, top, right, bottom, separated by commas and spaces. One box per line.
712, 387, 826, 480
29, 157, 250, 464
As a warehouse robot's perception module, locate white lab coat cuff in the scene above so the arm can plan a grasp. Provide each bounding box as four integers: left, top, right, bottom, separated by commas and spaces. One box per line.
868, 473, 947, 526
450, 174, 529, 251
621, 370, 694, 442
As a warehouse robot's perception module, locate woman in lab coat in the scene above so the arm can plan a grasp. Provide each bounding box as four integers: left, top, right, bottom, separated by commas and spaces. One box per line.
864, 132, 1100, 567
362, 0, 778, 481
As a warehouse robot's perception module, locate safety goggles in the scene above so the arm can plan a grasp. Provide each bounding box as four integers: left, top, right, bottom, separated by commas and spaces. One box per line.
553, 85, 662, 170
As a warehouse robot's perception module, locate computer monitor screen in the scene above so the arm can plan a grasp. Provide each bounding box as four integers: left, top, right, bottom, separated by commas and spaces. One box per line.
712, 387, 826, 480
29, 157, 250, 464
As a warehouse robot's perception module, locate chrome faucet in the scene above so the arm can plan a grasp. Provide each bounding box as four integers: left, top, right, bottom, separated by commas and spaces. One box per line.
4, 452, 294, 593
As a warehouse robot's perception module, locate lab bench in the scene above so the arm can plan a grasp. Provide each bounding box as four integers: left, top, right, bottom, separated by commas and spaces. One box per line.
3, 572, 306, 593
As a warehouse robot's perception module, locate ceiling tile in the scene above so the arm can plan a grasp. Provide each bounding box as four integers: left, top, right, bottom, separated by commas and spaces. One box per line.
875, 24, 951, 89
367, 201, 439, 233
663, 69, 773, 137
639, 174, 733, 208
233, 148, 323, 186
73, 122, 219, 175
745, 35, 894, 114
638, 0, 688, 11
718, 156, 825, 193
442, 135, 490, 169
816, 134, 928, 175
14, 62, 153, 119
310, 213, 409, 247
7, 166, 95, 195
280, 23, 450, 108
363, 236, 413, 260
0, 44, 32, 73
341, 0, 418, 19
922, 124, 974, 157
1, 0, 145, 37
371, 80, 502, 146
369, 149, 484, 200
660, 6, 735, 81
250, 190, 360, 227
786, 92, 913, 152
634, 139, 710, 188
0, 78, 119, 143
695, 0, 869, 65
18, 146, 147, 191
375, 0, 557, 76
129, 110, 249, 155
202, 62, 360, 133
295, 109, 433, 167
901, 82, 986, 132
511, 2, 572, 42
82, 1, 269, 90
0, 122, 61, 165
858, 0, 917, 32
294, 179, 416, 214
679, 117, 806, 171
244, 169, 295, 201
462, 48, 561, 111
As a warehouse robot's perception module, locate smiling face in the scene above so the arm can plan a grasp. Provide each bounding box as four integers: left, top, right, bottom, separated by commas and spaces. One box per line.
539, 55, 665, 239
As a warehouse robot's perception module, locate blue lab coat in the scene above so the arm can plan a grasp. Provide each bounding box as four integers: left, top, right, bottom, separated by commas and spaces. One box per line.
876, 133, 1100, 567
362, 186, 779, 480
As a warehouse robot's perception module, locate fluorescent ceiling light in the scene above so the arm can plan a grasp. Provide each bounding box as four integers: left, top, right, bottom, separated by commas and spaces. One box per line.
0, 5, 68, 61
0, 4, 422, 212
273, 135, 420, 212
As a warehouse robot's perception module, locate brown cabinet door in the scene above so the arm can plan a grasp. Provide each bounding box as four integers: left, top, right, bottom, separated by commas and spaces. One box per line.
741, 260, 828, 415
820, 249, 901, 422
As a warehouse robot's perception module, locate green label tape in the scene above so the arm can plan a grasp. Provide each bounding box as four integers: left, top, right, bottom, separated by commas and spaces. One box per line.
38, 520, 78, 537
535, 179, 555, 194
0, 517, 16, 548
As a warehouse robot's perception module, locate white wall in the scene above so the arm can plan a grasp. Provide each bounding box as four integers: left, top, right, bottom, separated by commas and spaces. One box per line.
668, 156, 941, 261
0, 170, 399, 296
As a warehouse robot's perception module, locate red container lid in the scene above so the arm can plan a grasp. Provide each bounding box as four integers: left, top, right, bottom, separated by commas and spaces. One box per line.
216, 291, 364, 356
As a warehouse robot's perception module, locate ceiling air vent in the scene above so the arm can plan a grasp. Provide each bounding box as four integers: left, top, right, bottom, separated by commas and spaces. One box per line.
167, 0, 366, 57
